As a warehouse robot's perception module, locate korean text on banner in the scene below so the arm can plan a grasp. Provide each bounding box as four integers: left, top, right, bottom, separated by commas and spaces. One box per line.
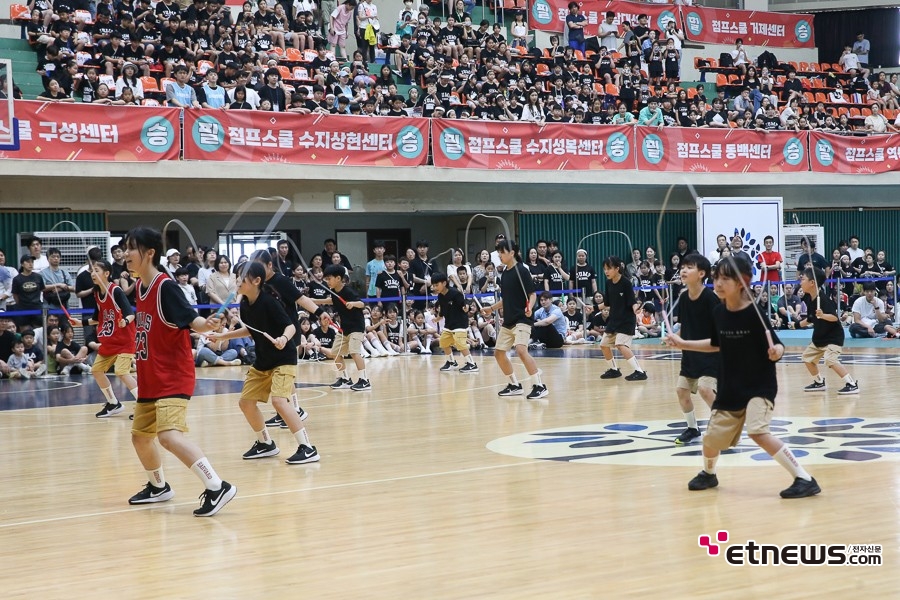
635, 127, 808, 173
809, 131, 900, 175
681, 5, 814, 49
183, 110, 430, 166
6, 100, 180, 161
431, 120, 635, 170
530, 0, 677, 37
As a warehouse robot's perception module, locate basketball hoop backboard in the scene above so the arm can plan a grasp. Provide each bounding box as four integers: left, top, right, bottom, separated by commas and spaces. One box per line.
0, 58, 20, 152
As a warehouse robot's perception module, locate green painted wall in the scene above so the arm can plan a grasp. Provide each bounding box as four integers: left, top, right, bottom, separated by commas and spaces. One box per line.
789, 209, 900, 262
0, 212, 107, 262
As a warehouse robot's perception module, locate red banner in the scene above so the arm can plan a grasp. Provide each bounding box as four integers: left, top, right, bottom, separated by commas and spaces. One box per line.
634, 127, 808, 173
182, 110, 429, 166
681, 6, 814, 48
809, 131, 900, 175
431, 120, 635, 170
7, 100, 180, 161
530, 0, 677, 38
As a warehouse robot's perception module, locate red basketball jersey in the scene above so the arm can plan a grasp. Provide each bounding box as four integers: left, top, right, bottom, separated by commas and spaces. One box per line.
94, 282, 136, 356
135, 273, 195, 402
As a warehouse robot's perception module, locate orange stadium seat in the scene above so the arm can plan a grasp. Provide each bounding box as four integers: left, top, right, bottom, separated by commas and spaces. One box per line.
141, 76, 160, 92
535, 63, 549, 76
799, 62, 811, 72
605, 83, 619, 96
160, 77, 176, 91
815, 92, 827, 104
277, 65, 292, 80
849, 107, 861, 117
9, 3, 30, 20
804, 92, 815, 104
716, 73, 728, 87
284, 48, 303, 62
197, 60, 215, 75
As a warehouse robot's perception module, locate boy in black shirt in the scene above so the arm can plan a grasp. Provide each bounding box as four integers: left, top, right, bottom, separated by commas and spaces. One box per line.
798, 267, 858, 395
432, 272, 478, 373
666, 256, 820, 499
671, 254, 718, 445
324, 265, 371, 391
481, 240, 547, 400
209, 262, 319, 464
599, 256, 646, 381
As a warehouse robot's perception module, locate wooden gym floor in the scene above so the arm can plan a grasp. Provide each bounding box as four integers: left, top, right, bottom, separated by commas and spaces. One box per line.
0, 342, 897, 598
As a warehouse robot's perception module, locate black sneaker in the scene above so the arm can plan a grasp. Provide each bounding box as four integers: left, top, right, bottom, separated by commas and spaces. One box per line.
350, 378, 372, 391
498, 383, 523, 397
330, 377, 353, 389
625, 370, 648, 381
837, 382, 859, 395
316, 352, 326, 361
688, 471, 719, 491
128, 482, 174, 505
242, 440, 279, 459
804, 380, 826, 392
600, 368, 622, 379
193, 481, 237, 517
280, 406, 309, 428
285, 444, 320, 464
96, 402, 124, 418
265, 414, 285, 427
459, 362, 479, 374
780, 476, 821, 499
440, 360, 459, 372
675, 427, 702, 445
526, 384, 549, 400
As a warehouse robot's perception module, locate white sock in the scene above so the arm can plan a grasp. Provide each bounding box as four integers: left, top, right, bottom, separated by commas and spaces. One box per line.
684, 410, 698, 430
129, 387, 139, 400
256, 428, 271, 444
508, 373, 519, 385
294, 427, 311, 447
339, 369, 348, 380
446, 350, 455, 362
358, 369, 367, 381
532, 371, 543, 385
772, 446, 811, 481
814, 373, 824, 383
703, 455, 718, 475
101, 386, 118, 403
363, 340, 375, 354
606, 359, 618, 370
291, 392, 299, 410
842, 373, 855, 384
146, 468, 165, 488
627, 356, 643, 373
465, 354, 475, 365
374, 339, 389, 353
190, 458, 224, 491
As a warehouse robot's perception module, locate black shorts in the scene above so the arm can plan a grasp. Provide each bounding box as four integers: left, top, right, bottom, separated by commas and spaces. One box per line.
649, 63, 663, 77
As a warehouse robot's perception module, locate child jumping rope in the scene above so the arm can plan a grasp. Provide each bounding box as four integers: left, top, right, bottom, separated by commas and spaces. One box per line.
432, 272, 478, 373
323, 264, 371, 391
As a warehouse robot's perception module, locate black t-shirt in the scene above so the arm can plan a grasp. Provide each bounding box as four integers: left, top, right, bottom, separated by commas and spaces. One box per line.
332, 285, 365, 333
604, 275, 637, 334
437, 288, 468, 330
12, 272, 44, 306
803, 290, 844, 347
76, 269, 97, 325
589, 311, 608, 331
240, 291, 297, 371
57, 339, 82, 357
571, 263, 596, 295
264, 272, 302, 342
564, 309, 583, 331
307, 280, 331, 304
0, 331, 15, 363
677, 287, 720, 379
500, 262, 535, 328
710, 303, 782, 409
312, 324, 335, 348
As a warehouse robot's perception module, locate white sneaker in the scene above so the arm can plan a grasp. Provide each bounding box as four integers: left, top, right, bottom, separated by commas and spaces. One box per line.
35, 364, 47, 377
421, 347, 432, 354
60, 365, 72, 376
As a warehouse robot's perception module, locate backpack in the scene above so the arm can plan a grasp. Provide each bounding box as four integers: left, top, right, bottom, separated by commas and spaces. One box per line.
719, 52, 734, 68
757, 50, 778, 70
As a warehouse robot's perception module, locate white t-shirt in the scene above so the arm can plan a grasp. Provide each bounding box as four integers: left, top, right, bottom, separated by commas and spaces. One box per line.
846, 247, 865, 262
840, 52, 861, 71
852, 295, 884, 327
598, 21, 618, 51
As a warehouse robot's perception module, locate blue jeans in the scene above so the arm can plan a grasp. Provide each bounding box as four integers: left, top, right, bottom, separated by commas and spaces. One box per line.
196, 347, 238, 365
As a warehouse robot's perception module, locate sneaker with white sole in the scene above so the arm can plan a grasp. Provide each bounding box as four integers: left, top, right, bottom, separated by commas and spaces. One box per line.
280, 406, 308, 428
459, 362, 479, 373
440, 360, 459, 372
804, 380, 826, 392
675, 427, 702, 445
96, 402, 124, 418
242, 440, 279, 459
837, 382, 859, 395
350, 378, 372, 391
285, 444, 319, 464
193, 481, 237, 517
60, 365, 72, 376
265, 414, 285, 427
330, 377, 353, 389
498, 383, 523, 397
129, 482, 174, 505
35, 364, 47, 377
526, 384, 548, 400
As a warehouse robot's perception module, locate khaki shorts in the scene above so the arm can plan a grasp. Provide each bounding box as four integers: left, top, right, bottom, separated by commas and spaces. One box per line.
676, 375, 718, 394
439, 329, 469, 352
333, 331, 365, 356
600, 332, 632, 348
802, 343, 842, 368
241, 364, 296, 402
495, 323, 532, 352
92, 353, 134, 377
704, 397, 773, 451
132, 398, 189, 437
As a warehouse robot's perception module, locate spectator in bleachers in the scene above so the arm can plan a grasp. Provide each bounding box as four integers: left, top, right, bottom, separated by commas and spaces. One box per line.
638, 97, 663, 126
852, 31, 870, 70
864, 103, 890, 134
